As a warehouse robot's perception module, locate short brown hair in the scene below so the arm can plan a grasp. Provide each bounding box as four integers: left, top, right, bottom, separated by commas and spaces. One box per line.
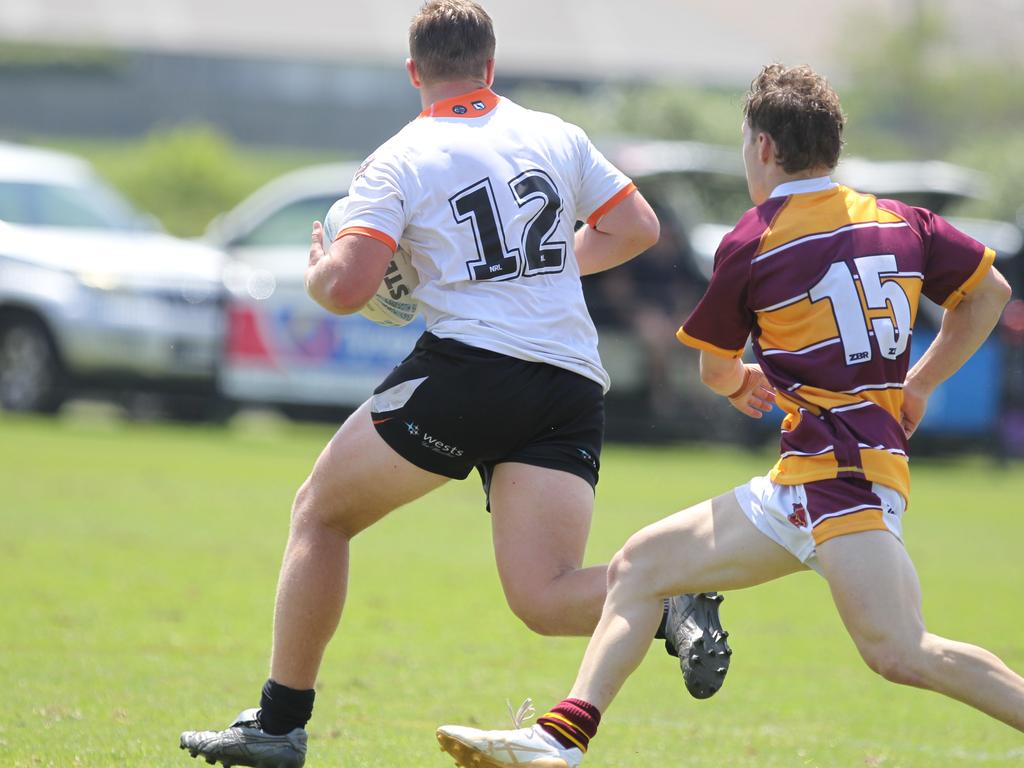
409, 1, 495, 83
744, 64, 846, 173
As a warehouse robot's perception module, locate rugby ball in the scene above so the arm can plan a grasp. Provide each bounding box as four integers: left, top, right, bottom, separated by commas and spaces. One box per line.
323, 198, 420, 327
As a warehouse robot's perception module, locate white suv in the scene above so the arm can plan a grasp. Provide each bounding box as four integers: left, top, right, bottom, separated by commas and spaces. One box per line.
0, 142, 228, 417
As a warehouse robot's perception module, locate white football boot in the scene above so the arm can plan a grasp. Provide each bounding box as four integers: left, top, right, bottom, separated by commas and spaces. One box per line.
436, 723, 583, 768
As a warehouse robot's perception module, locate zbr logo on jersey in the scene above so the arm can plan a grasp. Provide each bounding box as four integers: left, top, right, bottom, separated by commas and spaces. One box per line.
452, 104, 468, 115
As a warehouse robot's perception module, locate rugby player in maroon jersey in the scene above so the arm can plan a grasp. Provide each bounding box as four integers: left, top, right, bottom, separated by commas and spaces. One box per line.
436, 63, 1021, 768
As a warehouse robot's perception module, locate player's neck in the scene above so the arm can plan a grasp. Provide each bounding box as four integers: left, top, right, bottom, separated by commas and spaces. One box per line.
771, 165, 833, 189
419, 79, 491, 110
753, 164, 832, 202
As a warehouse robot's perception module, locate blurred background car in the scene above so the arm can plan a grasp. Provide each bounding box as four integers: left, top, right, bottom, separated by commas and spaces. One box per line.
0, 141, 229, 419
204, 162, 425, 420
199, 142, 1023, 443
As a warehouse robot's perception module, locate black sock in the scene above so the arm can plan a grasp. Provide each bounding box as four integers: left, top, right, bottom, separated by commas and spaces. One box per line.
653, 599, 670, 640
258, 679, 315, 735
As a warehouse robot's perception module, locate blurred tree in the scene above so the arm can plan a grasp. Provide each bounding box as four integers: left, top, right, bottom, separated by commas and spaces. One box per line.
0, 41, 124, 71
840, 5, 1024, 221
839, 6, 953, 159
102, 125, 252, 237
511, 82, 740, 146
843, 9, 1023, 151
48, 126, 327, 237
952, 134, 1024, 226
514, 7, 1023, 224
31, 8, 1021, 235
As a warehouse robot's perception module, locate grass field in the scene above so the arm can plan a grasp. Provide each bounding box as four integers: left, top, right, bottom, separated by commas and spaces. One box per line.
1, 410, 1022, 767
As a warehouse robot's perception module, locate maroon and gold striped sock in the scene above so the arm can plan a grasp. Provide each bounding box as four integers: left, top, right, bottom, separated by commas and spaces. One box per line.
537, 698, 601, 753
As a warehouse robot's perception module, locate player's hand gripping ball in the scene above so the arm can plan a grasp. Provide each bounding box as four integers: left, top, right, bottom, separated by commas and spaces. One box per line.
323, 198, 420, 326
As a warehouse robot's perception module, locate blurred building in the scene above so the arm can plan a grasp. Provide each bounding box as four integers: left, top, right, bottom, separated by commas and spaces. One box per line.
3, 0, 1022, 82
0, 0, 1021, 153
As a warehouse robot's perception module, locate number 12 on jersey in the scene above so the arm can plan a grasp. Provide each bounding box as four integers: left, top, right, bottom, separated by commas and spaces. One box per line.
450, 170, 567, 281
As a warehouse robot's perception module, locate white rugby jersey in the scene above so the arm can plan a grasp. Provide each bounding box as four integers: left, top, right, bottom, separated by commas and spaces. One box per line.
335, 88, 636, 391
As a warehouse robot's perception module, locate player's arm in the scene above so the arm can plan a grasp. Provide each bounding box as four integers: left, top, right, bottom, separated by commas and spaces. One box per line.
305, 221, 393, 315
699, 352, 775, 419
677, 226, 771, 418
575, 190, 660, 276
902, 266, 1011, 437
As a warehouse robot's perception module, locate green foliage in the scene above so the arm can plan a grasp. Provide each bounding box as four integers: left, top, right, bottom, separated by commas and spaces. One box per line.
19, 5, 1024, 235
838, 9, 1024, 225
0, 41, 126, 71
108, 125, 250, 237
516, 7, 1024, 225
1, 413, 1023, 766
952, 133, 1024, 224
511, 82, 741, 146
839, 7, 955, 160
840, 7, 1024, 166
39, 127, 327, 237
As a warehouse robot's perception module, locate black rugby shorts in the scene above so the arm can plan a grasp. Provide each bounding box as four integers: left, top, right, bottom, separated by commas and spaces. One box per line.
369, 333, 604, 491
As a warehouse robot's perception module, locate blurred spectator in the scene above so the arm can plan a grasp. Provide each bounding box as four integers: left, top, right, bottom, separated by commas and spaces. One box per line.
997, 204, 1024, 457
999, 298, 1024, 457
584, 204, 704, 418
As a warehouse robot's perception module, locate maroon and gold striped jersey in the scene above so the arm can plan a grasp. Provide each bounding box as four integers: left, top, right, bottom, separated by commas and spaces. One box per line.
678, 179, 995, 501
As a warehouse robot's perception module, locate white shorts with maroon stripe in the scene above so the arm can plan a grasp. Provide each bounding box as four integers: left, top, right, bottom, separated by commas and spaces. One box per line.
734, 474, 906, 575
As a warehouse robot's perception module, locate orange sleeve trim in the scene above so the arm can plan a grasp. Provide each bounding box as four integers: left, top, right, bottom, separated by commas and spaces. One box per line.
587, 182, 637, 229
675, 327, 745, 359
337, 226, 397, 253
941, 247, 995, 310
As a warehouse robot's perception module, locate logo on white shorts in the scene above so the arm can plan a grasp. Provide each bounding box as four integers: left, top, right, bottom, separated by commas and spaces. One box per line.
787, 502, 808, 528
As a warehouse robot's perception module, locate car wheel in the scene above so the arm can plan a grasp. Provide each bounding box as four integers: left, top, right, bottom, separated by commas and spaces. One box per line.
0, 317, 66, 414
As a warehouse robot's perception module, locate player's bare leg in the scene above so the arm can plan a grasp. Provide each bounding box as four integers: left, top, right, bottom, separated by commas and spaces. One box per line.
270, 399, 449, 689
489, 463, 606, 636
566, 491, 804, 710
818, 530, 1024, 732
437, 491, 804, 768
182, 400, 448, 767
488, 464, 747, 659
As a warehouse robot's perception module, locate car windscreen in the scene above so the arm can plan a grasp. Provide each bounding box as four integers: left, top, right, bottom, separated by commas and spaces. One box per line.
231, 195, 340, 249
0, 180, 143, 230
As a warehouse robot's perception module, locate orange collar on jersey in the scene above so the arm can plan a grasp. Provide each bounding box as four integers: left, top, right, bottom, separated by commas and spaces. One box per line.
418, 88, 500, 119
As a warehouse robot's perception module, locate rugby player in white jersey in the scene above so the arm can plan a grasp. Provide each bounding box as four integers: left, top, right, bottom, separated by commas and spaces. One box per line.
179, 3, 730, 767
